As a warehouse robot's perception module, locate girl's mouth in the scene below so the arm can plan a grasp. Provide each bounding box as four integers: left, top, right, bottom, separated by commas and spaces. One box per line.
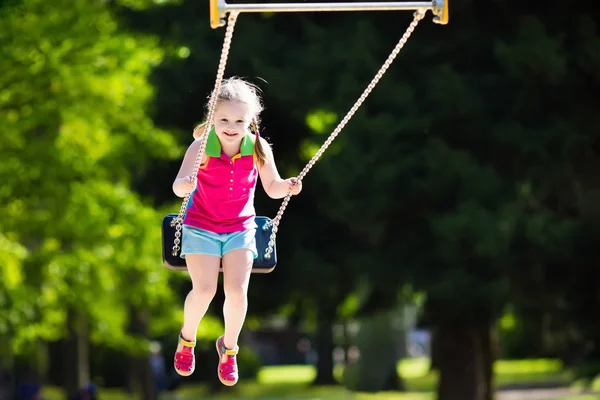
223, 131, 237, 137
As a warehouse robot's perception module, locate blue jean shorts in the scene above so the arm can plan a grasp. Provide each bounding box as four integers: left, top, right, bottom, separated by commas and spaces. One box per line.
180, 224, 258, 259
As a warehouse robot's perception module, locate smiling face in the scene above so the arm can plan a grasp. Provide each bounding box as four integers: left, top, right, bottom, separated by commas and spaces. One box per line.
212, 100, 253, 146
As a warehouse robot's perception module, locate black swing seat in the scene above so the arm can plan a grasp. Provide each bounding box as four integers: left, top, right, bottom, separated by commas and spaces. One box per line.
161, 213, 277, 273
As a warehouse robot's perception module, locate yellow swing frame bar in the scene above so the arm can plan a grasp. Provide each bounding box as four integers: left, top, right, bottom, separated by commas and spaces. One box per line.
209, 0, 449, 29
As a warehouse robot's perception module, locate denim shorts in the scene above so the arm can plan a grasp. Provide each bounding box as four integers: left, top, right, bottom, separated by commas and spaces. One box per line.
180, 224, 258, 259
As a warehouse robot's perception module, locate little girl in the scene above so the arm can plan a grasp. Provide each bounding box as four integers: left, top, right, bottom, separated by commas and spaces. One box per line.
171, 77, 302, 386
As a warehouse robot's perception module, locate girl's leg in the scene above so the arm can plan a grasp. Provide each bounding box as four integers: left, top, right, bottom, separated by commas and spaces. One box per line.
221, 248, 253, 349
174, 254, 220, 377
180, 253, 221, 344
216, 248, 252, 386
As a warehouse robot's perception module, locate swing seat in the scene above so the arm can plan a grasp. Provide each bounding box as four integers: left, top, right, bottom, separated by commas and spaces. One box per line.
161, 213, 277, 273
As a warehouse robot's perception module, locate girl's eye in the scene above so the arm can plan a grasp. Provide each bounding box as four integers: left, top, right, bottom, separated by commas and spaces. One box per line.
236, 120, 244, 124
220, 119, 228, 123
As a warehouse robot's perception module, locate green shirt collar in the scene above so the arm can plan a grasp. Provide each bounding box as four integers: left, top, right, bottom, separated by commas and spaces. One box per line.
205, 125, 254, 157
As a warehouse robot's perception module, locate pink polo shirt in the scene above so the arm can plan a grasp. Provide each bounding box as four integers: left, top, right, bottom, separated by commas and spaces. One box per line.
183, 128, 258, 234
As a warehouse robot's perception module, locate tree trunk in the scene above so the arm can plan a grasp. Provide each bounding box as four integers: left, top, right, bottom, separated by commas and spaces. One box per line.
0, 343, 14, 400
437, 323, 486, 400
63, 309, 90, 400
429, 329, 440, 373
479, 323, 498, 400
127, 305, 157, 400
312, 317, 336, 385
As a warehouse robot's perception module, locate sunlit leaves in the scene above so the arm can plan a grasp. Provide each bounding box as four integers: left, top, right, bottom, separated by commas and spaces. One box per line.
116, 0, 179, 10
0, 0, 181, 354
306, 109, 338, 135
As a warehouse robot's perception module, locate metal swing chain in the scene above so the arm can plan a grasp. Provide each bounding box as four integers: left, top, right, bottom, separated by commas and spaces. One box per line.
171, 11, 240, 257
262, 9, 426, 260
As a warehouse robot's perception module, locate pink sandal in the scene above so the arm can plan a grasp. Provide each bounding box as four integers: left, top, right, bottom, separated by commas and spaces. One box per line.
216, 336, 239, 386
174, 333, 196, 377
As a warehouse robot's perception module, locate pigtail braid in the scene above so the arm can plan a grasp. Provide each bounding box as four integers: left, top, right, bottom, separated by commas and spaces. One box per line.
251, 119, 268, 167
192, 122, 207, 140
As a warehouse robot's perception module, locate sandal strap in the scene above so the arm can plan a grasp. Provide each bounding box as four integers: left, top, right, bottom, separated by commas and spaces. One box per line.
179, 334, 196, 348
224, 348, 238, 356
217, 336, 238, 355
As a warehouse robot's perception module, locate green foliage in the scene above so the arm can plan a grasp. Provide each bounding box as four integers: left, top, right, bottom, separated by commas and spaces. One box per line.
4, 0, 594, 394
0, 0, 181, 355
116, 0, 180, 10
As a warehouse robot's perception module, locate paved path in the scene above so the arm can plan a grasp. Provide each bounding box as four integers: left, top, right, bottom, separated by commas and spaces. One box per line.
498, 388, 597, 399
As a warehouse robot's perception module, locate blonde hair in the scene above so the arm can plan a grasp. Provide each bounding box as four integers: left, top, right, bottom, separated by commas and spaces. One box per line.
193, 77, 268, 167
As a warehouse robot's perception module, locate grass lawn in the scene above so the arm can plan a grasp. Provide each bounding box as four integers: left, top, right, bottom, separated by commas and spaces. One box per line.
41, 358, 598, 400
256, 358, 572, 391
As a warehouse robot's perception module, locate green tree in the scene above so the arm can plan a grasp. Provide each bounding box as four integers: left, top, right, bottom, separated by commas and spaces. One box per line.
0, 0, 182, 397
491, 2, 600, 385
311, 1, 600, 399
117, 1, 600, 399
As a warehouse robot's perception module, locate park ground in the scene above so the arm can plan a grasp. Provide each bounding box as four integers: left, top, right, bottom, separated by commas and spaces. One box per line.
40, 358, 600, 400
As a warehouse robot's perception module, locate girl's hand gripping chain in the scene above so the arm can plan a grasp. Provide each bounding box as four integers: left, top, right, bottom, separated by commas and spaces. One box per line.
286, 178, 302, 195
173, 175, 197, 197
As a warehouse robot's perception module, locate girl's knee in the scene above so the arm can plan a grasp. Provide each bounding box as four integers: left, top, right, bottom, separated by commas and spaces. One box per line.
191, 283, 217, 300
223, 283, 248, 301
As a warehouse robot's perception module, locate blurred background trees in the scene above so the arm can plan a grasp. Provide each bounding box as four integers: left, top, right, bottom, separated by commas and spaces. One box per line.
1, 0, 600, 399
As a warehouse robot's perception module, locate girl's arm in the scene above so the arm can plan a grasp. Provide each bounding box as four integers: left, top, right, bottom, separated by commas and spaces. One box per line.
173, 139, 207, 197
258, 137, 302, 199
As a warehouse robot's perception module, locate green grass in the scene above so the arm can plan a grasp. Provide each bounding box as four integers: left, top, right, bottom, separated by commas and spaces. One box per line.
405, 358, 571, 392
41, 358, 593, 400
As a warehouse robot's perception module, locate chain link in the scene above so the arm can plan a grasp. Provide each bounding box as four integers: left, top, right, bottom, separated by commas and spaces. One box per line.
263, 10, 426, 260
171, 11, 240, 256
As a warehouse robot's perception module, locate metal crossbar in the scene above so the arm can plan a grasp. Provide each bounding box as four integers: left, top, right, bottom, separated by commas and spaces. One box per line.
209, 0, 449, 28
